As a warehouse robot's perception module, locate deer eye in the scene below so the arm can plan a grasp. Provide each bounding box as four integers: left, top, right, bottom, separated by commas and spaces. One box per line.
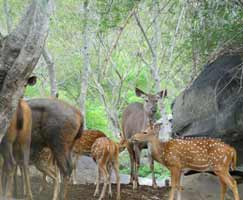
143, 131, 147, 134
145, 99, 149, 103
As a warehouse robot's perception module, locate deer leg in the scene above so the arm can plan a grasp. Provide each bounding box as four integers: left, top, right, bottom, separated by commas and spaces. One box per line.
71, 153, 79, 184
99, 165, 108, 200
60, 175, 69, 200
169, 167, 180, 200
148, 152, 157, 189
216, 171, 240, 200
94, 164, 100, 197
133, 145, 140, 190
114, 160, 121, 200
52, 164, 60, 200
1, 144, 16, 199
35, 161, 60, 200
127, 144, 135, 185
176, 173, 183, 200
108, 164, 112, 198
21, 145, 33, 200
13, 166, 18, 198
218, 177, 227, 200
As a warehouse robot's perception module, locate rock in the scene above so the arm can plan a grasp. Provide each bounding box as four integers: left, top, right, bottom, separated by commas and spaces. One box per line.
74, 155, 169, 186
172, 49, 243, 166
180, 173, 243, 200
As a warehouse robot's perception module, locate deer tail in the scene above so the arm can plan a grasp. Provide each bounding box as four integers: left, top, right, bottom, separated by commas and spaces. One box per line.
16, 100, 24, 130
230, 148, 237, 171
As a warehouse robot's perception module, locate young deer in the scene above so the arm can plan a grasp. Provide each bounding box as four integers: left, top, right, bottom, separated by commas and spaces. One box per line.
71, 130, 106, 184
91, 137, 128, 200
131, 124, 240, 200
32, 147, 60, 200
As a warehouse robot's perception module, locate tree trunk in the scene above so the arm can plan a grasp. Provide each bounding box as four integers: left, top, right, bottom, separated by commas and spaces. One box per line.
0, 0, 52, 136
79, 0, 90, 129
42, 48, 58, 97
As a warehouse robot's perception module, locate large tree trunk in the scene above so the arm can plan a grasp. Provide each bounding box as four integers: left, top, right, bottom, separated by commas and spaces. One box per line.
0, 0, 52, 136
79, 0, 90, 128
42, 48, 58, 97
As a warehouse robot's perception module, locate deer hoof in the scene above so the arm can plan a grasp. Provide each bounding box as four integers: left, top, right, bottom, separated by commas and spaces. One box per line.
152, 183, 158, 189
132, 180, 138, 190
93, 191, 99, 197
108, 193, 112, 198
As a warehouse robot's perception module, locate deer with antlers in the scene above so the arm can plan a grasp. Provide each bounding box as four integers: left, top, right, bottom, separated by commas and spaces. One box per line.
131, 123, 240, 200
91, 136, 128, 200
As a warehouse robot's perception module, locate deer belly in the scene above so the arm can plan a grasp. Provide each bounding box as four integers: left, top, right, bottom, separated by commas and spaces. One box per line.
183, 158, 211, 171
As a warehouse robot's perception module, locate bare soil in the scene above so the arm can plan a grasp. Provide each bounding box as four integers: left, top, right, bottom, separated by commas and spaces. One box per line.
28, 176, 169, 200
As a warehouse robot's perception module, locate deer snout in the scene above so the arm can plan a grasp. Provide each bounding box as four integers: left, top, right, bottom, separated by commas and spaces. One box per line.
151, 108, 157, 113
130, 137, 137, 143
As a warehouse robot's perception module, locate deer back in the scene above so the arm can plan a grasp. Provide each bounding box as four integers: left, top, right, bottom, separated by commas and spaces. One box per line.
72, 130, 106, 155
91, 137, 119, 163
162, 138, 236, 171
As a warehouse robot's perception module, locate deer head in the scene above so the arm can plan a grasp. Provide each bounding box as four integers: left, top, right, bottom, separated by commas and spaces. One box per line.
131, 122, 162, 143
135, 88, 167, 121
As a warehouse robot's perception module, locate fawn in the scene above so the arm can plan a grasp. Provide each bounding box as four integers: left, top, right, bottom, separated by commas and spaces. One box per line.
91, 136, 128, 200
131, 123, 240, 200
32, 147, 60, 200
71, 130, 106, 184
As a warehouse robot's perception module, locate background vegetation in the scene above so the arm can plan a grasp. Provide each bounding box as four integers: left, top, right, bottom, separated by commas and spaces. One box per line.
1, 0, 242, 179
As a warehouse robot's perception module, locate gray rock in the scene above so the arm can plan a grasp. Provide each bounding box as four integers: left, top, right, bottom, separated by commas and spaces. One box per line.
180, 173, 243, 200
172, 51, 243, 166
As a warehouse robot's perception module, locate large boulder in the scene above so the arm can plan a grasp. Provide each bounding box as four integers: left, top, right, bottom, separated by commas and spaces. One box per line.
172, 48, 243, 166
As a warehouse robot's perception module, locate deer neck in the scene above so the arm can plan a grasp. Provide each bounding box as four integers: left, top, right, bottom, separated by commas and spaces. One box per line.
118, 145, 126, 153
148, 137, 164, 163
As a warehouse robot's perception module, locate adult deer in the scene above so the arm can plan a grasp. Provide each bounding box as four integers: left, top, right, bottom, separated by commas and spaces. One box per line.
121, 88, 167, 189
131, 124, 240, 200
0, 76, 36, 199
27, 98, 84, 200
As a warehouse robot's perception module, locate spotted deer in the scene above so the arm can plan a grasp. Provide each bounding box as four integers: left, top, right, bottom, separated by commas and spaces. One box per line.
91, 137, 129, 200
0, 76, 36, 199
131, 124, 240, 200
71, 130, 106, 184
122, 87, 167, 189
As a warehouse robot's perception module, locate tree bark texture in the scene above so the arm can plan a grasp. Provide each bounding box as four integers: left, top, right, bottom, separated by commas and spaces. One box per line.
42, 48, 58, 97
0, 0, 52, 135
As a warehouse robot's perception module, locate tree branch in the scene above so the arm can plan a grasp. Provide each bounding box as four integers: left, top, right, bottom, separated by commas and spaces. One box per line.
134, 12, 155, 58
102, 5, 137, 76
42, 48, 58, 97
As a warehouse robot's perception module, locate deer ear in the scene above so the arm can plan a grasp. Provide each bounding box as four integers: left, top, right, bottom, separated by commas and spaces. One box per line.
153, 123, 162, 134
27, 76, 37, 86
135, 88, 147, 97
157, 89, 167, 99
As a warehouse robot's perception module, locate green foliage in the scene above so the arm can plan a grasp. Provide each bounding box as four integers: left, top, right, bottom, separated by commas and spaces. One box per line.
1, 0, 243, 137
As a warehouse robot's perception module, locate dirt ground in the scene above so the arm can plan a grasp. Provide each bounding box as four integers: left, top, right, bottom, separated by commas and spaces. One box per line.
28, 176, 169, 200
